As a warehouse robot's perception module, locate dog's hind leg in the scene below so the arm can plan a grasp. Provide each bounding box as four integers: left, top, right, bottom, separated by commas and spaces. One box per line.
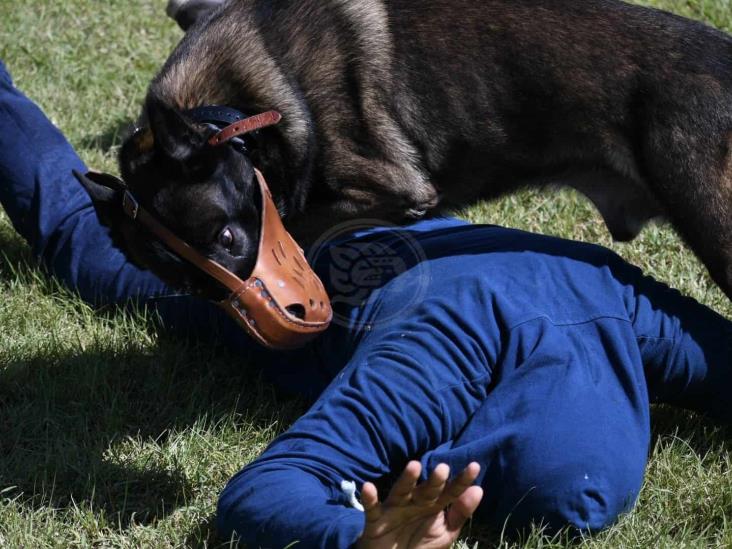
642, 104, 732, 300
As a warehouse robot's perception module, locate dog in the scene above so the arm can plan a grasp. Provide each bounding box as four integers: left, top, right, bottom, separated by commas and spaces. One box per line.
77, 0, 732, 301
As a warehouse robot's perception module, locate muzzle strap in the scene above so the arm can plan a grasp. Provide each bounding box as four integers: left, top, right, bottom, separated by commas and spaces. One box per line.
119, 189, 249, 296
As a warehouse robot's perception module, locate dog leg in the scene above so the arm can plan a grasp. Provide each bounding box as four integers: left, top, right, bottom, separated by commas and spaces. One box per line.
288, 185, 438, 246
326, 154, 441, 223
664, 179, 732, 301
643, 102, 732, 300
565, 171, 664, 242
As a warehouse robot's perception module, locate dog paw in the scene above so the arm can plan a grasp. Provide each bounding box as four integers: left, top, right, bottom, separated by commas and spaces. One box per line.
405, 208, 428, 219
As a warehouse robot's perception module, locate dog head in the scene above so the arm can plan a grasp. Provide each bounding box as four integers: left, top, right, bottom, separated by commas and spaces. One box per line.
77, 99, 263, 300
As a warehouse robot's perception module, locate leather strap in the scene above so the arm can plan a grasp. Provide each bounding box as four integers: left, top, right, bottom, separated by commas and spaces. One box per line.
120, 189, 249, 296
208, 110, 282, 146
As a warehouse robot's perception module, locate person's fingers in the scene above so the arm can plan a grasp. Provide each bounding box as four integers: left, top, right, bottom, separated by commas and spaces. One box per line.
361, 482, 383, 524
384, 460, 422, 506
436, 462, 481, 507
412, 463, 450, 506
446, 485, 484, 532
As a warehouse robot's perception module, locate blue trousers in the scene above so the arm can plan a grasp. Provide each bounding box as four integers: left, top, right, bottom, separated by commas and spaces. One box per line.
1, 59, 731, 548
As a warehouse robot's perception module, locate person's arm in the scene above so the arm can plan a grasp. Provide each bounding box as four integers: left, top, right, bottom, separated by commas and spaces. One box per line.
0, 60, 257, 349
219, 459, 367, 548
218, 456, 482, 549
0, 59, 170, 306
217, 317, 493, 548
216, 378, 406, 547
625, 260, 732, 422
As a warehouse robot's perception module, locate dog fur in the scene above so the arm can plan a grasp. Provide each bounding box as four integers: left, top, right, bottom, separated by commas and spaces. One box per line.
80, 0, 732, 300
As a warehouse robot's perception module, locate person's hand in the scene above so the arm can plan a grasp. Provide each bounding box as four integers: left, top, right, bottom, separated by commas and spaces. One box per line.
357, 461, 483, 549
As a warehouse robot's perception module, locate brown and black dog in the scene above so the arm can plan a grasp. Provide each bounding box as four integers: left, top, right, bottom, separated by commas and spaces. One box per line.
77, 0, 732, 301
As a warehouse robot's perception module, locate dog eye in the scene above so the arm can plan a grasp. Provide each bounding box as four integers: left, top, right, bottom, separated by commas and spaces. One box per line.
218, 227, 234, 250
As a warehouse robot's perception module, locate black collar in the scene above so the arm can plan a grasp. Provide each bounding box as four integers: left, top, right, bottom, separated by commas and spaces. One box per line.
186, 105, 250, 126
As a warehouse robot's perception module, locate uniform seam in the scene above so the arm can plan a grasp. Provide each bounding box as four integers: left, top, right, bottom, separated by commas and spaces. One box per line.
507, 314, 631, 332
636, 335, 676, 342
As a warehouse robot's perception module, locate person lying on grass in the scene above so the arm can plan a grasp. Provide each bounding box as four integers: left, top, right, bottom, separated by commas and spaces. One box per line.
1, 58, 731, 549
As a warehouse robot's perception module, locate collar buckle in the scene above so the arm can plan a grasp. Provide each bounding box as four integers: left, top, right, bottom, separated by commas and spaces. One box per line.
122, 191, 140, 220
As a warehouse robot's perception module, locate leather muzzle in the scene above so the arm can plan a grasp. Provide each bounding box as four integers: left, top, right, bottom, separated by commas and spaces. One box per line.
217, 168, 332, 348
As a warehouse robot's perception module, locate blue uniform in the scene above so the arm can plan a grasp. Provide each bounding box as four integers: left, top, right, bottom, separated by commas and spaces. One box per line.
1, 60, 730, 548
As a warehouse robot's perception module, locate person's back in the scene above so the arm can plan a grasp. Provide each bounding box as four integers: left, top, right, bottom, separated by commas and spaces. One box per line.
220, 218, 731, 547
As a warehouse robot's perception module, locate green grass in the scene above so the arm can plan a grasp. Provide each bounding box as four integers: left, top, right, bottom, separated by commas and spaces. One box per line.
0, 0, 730, 547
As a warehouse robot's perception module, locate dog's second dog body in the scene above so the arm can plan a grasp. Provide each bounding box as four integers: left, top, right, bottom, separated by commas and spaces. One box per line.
81, 0, 732, 300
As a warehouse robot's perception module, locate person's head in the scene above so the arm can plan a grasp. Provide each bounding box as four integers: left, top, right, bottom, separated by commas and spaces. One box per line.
77, 99, 261, 300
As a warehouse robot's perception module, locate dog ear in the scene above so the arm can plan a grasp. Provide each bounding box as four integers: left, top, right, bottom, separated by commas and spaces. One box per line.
72, 170, 123, 227
147, 98, 208, 163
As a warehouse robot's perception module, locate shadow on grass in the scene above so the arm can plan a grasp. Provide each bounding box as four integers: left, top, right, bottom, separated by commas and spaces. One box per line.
0, 217, 309, 535
77, 117, 136, 154
185, 516, 230, 548
0, 335, 308, 532
650, 405, 732, 456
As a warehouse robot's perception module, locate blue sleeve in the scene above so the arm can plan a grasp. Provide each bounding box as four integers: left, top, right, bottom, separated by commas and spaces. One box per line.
0, 59, 258, 352
218, 464, 365, 548
216, 345, 445, 547
627, 264, 732, 421
217, 286, 499, 547
0, 59, 171, 306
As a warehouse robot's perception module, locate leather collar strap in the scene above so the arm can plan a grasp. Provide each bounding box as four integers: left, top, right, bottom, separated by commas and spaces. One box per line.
184, 105, 282, 145
121, 190, 248, 295
185, 105, 282, 151
208, 110, 282, 146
